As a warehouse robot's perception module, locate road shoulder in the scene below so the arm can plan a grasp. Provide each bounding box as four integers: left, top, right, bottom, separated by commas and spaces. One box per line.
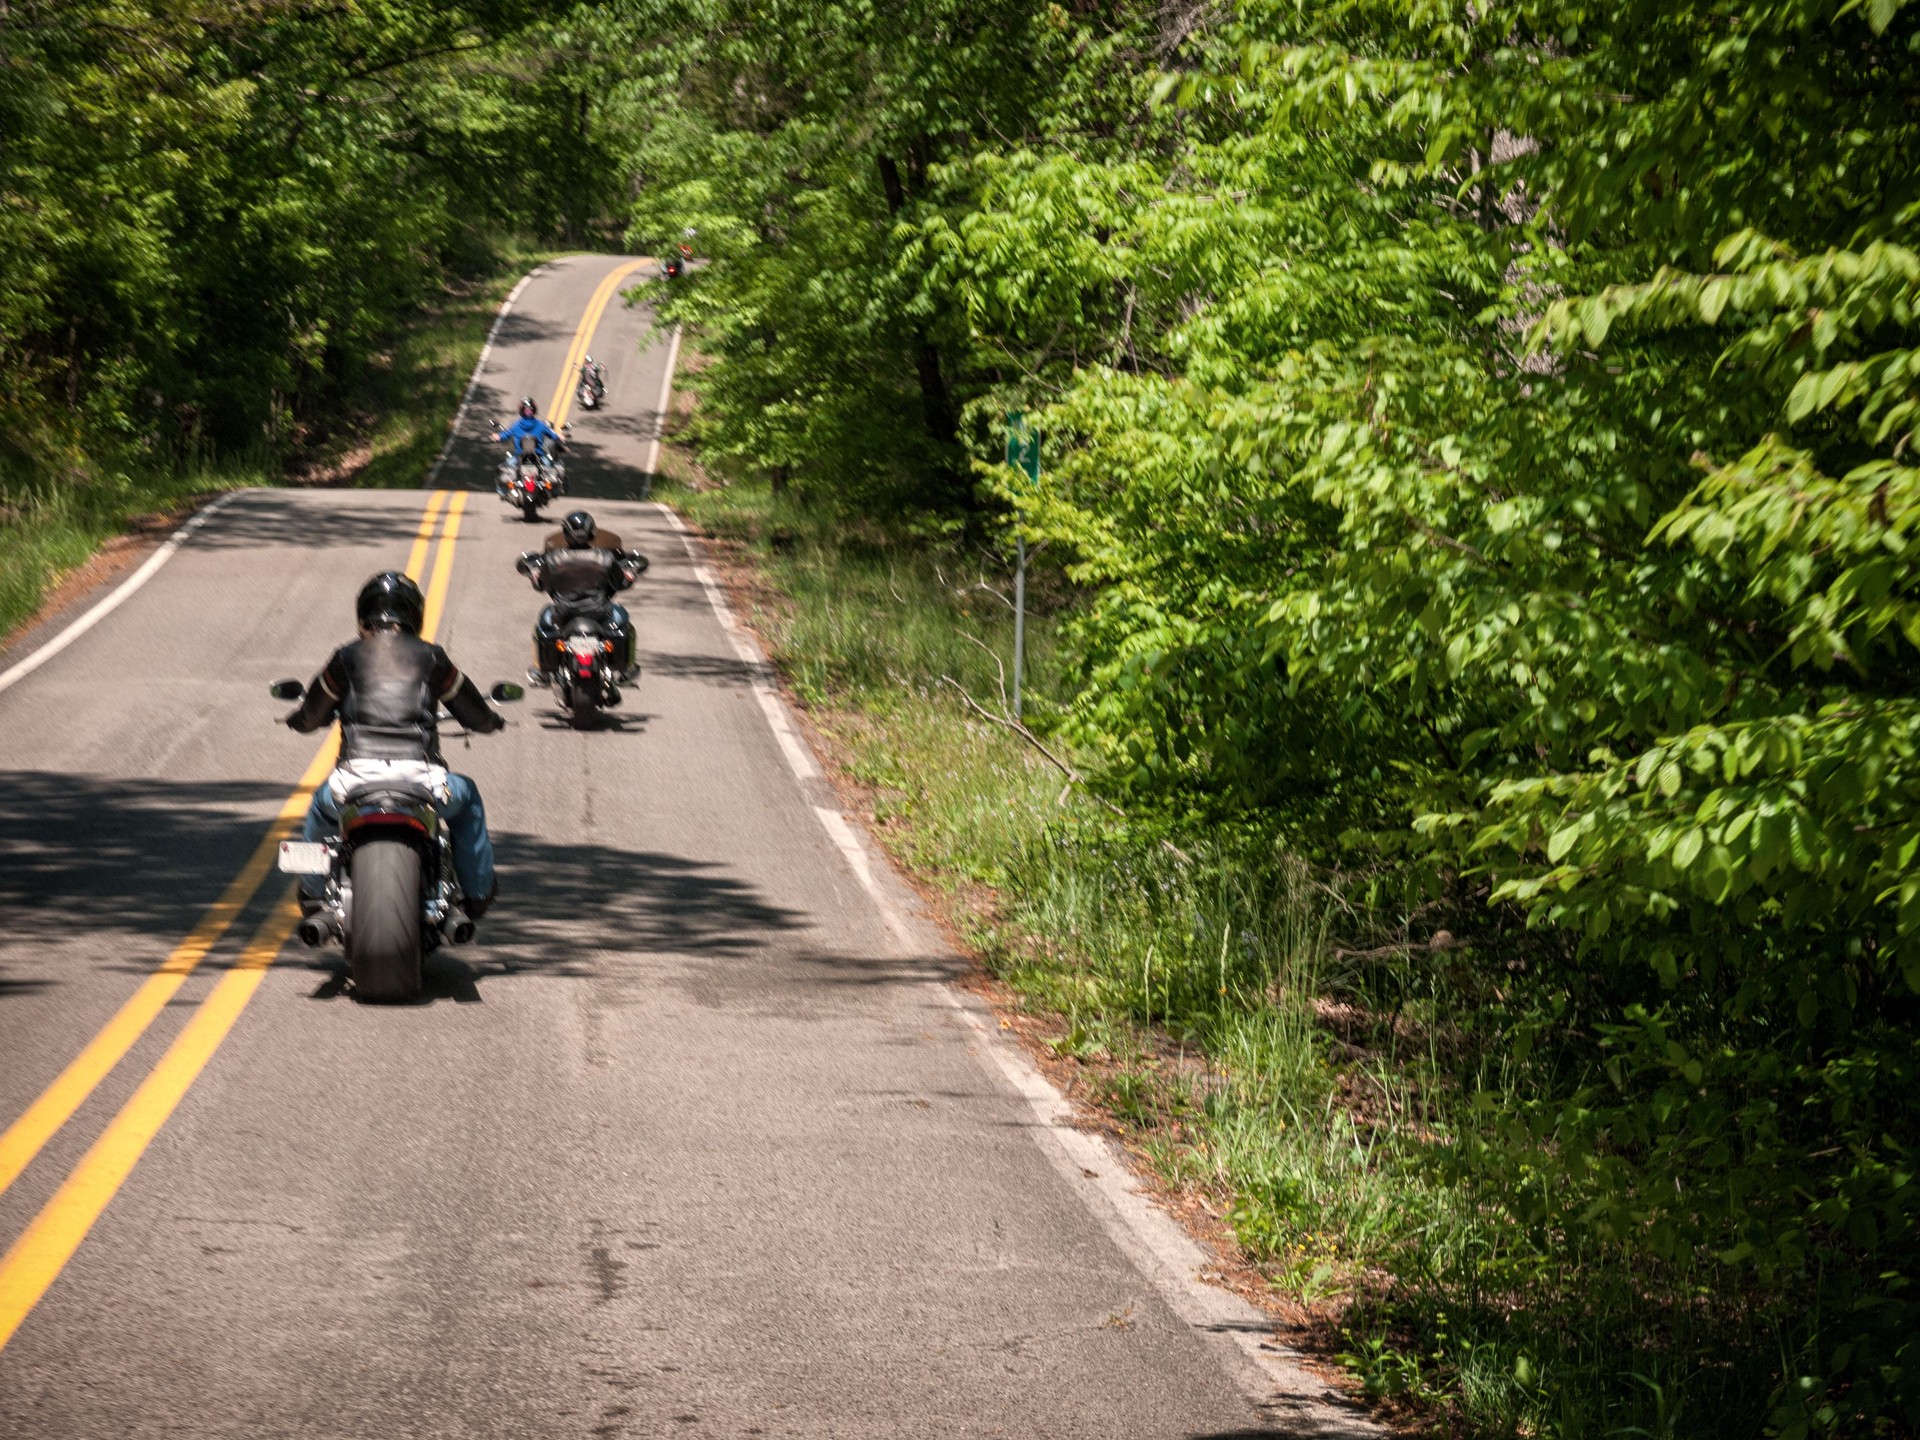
660, 500, 1388, 1439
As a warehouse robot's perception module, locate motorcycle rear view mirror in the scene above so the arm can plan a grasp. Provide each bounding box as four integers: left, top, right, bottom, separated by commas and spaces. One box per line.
270, 679, 305, 701
490, 682, 525, 703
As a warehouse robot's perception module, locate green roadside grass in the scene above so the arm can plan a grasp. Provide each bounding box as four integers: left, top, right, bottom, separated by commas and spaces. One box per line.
663, 474, 1788, 1440
0, 238, 558, 647
0, 444, 262, 651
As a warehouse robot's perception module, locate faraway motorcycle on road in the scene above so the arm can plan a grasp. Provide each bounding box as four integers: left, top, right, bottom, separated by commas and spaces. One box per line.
270, 679, 521, 1001
576, 356, 606, 411
663, 228, 696, 280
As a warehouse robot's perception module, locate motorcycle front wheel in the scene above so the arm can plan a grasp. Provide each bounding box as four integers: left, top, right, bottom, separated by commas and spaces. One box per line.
347, 838, 423, 1002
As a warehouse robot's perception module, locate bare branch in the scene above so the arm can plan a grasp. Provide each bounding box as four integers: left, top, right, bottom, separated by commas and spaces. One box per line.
938, 676, 1194, 865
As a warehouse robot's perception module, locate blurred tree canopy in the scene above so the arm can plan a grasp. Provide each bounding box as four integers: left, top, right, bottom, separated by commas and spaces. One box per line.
0, 0, 664, 463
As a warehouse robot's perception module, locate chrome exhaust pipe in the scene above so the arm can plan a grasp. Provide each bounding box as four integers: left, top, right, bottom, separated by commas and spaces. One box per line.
297, 917, 339, 952
441, 915, 476, 946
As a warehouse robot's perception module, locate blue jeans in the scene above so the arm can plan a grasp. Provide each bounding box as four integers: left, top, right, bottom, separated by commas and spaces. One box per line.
301, 770, 494, 902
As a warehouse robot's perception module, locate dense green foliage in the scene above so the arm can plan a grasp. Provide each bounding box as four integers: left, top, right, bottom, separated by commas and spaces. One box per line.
12, 0, 1920, 1428
0, 1, 661, 635
643, 0, 1920, 1432
0, 0, 672, 459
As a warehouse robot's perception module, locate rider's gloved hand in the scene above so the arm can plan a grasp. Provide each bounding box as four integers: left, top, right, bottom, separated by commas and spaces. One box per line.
475, 709, 507, 735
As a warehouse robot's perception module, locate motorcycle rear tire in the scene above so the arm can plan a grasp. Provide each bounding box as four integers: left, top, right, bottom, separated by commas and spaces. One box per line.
348, 839, 423, 1002
521, 498, 543, 522
567, 684, 597, 728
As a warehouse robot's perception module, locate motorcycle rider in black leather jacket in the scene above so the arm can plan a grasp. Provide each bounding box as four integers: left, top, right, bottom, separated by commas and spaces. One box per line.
285, 572, 505, 919
518, 510, 648, 680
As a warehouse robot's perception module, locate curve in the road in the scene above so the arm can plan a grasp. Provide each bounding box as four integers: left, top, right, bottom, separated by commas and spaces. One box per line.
0, 257, 674, 1362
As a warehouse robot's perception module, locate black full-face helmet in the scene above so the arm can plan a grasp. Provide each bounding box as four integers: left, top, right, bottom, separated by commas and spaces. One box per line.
561, 510, 597, 548
519, 396, 538, 418
356, 571, 426, 635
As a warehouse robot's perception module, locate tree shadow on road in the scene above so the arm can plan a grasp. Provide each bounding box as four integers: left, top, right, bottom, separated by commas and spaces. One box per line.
191, 492, 438, 553
0, 773, 811, 1002
631, 649, 761, 689
0, 771, 290, 955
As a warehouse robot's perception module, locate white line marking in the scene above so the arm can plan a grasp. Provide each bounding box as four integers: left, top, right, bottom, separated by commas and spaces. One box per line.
0, 491, 247, 697
659, 507, 822, 782
426, 263, 546, 486
656, 497, 1381, 1434
641, 323, 683, 478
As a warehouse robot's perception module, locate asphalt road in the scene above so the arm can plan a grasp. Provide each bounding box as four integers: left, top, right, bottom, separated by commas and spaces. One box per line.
0, 255, 1312, 1438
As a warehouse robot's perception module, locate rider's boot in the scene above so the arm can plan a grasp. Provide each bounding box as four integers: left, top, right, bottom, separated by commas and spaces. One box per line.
461, 878, 498, 922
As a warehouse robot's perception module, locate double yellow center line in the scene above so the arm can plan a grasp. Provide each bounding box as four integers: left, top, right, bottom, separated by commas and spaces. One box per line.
546, 258, 647, 429
0, 490, 466, 1350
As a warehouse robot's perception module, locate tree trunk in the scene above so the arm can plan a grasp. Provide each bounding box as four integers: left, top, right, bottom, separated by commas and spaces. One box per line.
876, 153, 959, 447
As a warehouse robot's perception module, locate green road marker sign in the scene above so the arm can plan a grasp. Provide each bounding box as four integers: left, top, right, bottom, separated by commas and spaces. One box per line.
1005, 411, 1040, 484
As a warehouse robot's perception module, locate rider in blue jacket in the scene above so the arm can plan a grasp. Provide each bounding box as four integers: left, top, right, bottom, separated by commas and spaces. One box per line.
495, 397, 566, 460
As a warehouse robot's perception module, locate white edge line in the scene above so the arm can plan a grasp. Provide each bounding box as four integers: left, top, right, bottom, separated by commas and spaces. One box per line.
641, 323, 684, 478
659, 507, 821, 782
425, 263, 547, 487
0, 491, 249, 697
654, 496, 1383, 1436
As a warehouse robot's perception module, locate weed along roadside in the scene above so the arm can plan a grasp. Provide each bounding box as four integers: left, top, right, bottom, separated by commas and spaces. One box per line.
656, 468, 1809, 1438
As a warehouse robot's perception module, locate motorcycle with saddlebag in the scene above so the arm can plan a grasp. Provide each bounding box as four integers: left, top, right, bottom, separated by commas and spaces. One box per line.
495, 426, 568, 522
517, 545, 648, 726
271, 679, 522, 1000
576, 355, 606, 411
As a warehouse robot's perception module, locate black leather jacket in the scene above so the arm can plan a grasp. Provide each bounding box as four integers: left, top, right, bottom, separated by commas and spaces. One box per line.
519, 545, 647, 615
288, 629, 501, 764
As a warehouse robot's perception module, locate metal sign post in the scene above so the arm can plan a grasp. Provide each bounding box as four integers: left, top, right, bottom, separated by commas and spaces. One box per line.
1005, 413, 1040, 722
1013, 534, 1026, 722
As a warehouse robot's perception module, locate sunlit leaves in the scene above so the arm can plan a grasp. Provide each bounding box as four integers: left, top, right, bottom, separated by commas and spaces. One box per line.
915, 0, 1920, 1426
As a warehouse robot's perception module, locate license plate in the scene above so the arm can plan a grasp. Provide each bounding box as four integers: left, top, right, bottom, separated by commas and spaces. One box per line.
277, 841, 331, 875
567, 637, 599, 655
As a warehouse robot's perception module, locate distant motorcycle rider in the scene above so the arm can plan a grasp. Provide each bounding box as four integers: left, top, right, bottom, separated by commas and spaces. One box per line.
578, 355, 606, 405
495, 396, 566, 465
285, 572, 505, 919
518, 509, 647, 680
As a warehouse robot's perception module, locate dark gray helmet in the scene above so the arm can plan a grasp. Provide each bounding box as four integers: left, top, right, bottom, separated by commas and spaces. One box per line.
356, 571, 425, 634
561, 510, 596, 547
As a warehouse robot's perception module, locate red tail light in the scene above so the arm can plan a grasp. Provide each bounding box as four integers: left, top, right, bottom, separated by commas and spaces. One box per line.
345, 812, 429, 836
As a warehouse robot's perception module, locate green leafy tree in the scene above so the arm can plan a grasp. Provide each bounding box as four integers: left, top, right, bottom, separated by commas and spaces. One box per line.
917, 0, 1920, 1429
